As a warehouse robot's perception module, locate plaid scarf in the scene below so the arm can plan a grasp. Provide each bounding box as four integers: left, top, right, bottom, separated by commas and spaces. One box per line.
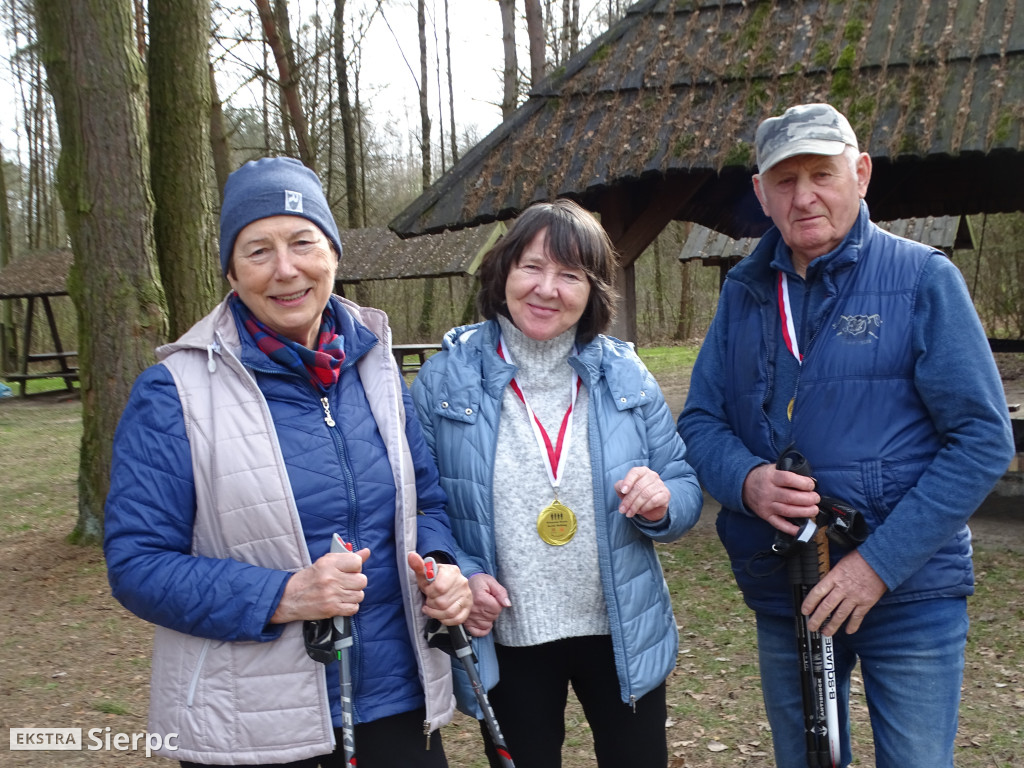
232, 294, 345, 394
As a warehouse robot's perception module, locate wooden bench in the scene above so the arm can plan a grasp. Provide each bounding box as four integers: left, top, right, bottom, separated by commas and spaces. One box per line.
392, 343, 442, 375
4, 351, 79, 396
4, 369, 79, 396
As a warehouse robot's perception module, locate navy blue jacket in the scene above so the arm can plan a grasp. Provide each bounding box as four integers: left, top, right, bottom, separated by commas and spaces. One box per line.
679, 204, 1014, 615
105, 295, 456, 728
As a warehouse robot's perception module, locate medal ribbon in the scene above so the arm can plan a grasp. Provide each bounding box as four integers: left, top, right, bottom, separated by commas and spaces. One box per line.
778, 272, 803, 363
497, 337, 581, 491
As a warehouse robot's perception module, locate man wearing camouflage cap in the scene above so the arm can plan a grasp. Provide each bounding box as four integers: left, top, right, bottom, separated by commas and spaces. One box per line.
678, 103, 1014, 767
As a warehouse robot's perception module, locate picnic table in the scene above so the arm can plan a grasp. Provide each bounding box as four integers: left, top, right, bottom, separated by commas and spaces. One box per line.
392, 343, 442, 375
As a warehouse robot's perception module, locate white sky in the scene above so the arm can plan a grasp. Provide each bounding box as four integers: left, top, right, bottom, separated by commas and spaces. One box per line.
358, 0, 506, 137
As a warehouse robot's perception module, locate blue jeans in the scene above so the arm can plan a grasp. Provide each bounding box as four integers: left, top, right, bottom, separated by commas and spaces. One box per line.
755, 597, 968, 768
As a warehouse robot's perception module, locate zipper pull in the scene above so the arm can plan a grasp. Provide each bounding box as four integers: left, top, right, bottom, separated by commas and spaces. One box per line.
206, 343, 220, 373
321, 396, 336, 427
423, 719, 431, 750
630, 694, 637, 713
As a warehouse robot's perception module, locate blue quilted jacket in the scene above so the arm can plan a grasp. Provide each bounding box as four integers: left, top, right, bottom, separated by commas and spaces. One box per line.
411, 319, 703, 710
680, 204, 1014, 616
105, 295, 457, 733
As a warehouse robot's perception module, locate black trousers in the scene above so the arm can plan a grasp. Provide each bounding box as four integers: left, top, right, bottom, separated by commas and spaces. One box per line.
479, 635, 668, 768
180, 707, 447, 768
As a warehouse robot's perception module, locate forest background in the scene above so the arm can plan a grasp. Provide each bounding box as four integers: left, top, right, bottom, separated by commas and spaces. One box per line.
0, 0, 1022, 546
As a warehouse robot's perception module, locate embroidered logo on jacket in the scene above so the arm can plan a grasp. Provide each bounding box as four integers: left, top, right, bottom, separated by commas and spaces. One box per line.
834, 314, 881, 343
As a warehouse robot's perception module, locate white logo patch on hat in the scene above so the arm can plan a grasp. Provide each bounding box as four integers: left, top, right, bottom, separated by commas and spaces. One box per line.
285, 190, 303, 213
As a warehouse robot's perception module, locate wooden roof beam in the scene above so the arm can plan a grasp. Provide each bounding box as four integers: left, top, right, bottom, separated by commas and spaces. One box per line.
595, 173, 712, 342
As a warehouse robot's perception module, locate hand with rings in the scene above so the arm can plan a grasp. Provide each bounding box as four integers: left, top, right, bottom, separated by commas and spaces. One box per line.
408, 551, 472, 626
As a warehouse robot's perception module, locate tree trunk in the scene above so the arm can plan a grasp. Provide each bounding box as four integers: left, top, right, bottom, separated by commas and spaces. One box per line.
34, 0, 168, 544
444, 0, 457, 163
434, 20, 446, 174
416, 0, 433, 341
334, 0, 361, 228
255, 0, 316, 170
560, 0, 570, 66
417, 277, 435, 340
674, 260, 693, 341
133, 0, 145, 57
0, 137, 15, 373
569, 0, 580, 57
653, 236, 665, 327
149, 0, 218, 339
525, 0, 545, 86
355, 67, 368, 228
417, 0, 431, 190
498, 0, 517, 118
209, 63, 232, 195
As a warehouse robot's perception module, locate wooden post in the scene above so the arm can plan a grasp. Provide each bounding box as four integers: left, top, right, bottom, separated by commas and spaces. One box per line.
596, 174, 712, 343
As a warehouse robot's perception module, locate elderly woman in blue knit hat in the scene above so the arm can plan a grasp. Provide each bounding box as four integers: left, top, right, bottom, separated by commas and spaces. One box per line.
104, 157, 471, 768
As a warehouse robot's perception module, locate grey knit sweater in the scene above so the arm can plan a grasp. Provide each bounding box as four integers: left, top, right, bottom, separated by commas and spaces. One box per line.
492, 315, 609, 646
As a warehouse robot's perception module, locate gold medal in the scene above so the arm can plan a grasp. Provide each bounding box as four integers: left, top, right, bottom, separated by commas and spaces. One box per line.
537, 500, 577, 545
787, 397, 795, 421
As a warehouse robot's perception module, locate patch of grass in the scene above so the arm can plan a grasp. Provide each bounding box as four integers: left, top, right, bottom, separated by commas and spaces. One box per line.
93, 700, 131, 716
637, 344, 700, 378
0, 396, 82, 534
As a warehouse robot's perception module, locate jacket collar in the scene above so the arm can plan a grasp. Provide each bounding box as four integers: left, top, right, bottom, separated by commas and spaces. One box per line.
158, 293, 379, 372
439, 318, 648, 412
729, 200, 872, 302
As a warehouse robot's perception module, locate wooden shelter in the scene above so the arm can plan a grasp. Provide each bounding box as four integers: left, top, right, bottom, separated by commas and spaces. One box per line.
0, 248, 78, 396
391, 0, 1024, 340
336, 221, 504, 286
337, 222, 506, 371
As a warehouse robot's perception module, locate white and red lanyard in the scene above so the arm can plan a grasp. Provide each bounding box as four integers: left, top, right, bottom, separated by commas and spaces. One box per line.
778, 272, 803, 364
497, 336, 581, 493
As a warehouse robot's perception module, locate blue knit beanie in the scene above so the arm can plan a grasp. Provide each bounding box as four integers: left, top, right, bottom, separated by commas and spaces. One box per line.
219, 157, 343, 275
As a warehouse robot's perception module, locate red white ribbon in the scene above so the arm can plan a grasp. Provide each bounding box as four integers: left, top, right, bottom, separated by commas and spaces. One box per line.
778, 272, 803, 363
498, 336, 581, 491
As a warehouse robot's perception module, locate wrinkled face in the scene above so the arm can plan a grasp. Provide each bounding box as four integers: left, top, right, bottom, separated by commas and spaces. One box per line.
227, 215, 337, 348
504, 229, 591, 342
753, 151, 871, 274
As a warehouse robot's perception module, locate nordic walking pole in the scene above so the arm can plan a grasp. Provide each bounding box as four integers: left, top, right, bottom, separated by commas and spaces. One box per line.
423, 557, 515, 768
330, 533, 357, 767
813, 529, 841, 767
778, 449, 840, 768
787, 527, 840, 768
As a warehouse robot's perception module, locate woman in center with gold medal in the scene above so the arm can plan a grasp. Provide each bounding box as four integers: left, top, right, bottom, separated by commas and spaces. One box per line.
412, 199, 704, 767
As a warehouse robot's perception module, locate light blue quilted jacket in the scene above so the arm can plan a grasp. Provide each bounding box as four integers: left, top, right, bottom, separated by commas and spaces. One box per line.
411, 319, 703, 712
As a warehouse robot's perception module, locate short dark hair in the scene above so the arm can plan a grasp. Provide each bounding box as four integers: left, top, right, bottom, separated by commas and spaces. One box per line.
476, 199, 619, 345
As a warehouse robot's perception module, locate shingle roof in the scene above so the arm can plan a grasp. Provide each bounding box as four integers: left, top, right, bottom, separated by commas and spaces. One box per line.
392, 0, 1024, 238
337, 222, 504, 281
0, 249, 73, 299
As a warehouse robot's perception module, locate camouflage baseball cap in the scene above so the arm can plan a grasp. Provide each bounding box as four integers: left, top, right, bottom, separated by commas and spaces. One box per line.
755, 103, 859, 173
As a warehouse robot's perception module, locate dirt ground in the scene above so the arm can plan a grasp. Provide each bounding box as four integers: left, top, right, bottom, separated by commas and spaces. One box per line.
1, 353, 1022, 767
